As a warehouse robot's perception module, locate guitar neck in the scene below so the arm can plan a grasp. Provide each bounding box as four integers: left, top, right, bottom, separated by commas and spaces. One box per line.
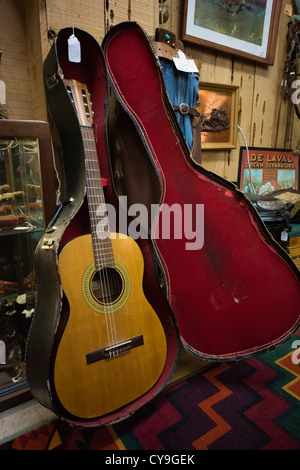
64, 78, 115, 271
81, 125, 115, 270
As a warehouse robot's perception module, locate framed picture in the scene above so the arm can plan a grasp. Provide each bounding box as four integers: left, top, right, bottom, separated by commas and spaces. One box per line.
238, 147, 300, 195
182, 0, 282, 65
195, 82, 239, 150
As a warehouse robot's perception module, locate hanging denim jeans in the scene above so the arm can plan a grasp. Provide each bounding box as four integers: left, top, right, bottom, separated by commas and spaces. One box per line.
159, 57, 199, 149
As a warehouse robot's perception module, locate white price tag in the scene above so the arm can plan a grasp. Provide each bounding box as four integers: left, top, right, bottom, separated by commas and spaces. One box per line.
173, 50, 198, 73
281, 230, 289, 242
0, 340, 6, 364
68, 33, 81, 63
0, 80, 6, 104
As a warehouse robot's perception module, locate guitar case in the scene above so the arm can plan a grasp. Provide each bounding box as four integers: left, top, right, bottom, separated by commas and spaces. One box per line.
102, 22, 300, 360
26, 27, 179, 427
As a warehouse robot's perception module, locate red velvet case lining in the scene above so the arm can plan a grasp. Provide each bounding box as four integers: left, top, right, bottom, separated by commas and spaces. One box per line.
102, 23, 300, 359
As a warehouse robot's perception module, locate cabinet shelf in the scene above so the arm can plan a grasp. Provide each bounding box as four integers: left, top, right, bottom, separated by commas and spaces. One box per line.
0, 227, 44, 237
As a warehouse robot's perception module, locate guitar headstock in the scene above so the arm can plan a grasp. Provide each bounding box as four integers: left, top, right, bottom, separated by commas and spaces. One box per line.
64, 79, 93, 127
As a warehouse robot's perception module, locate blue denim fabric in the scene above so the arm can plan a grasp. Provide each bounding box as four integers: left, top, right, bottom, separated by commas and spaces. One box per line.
160, 58, 199, 149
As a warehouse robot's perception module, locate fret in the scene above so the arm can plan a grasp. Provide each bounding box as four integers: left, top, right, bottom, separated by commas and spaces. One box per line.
86, 195, 105, 200
93, 248, 114, 254
93, 255, 114, 260
86, 201, 107, 205
86, 206, 106, 211
86, 203, 106, 209
87, 203, 106, 208
93, 250, 114, 256
88, 217, 107, 221
86, 199, 106, 205
93, 246, 114, 251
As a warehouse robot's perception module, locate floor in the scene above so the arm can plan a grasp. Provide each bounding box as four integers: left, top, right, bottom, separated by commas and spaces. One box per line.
0, 399, 57, 445
0, 349, 209, 446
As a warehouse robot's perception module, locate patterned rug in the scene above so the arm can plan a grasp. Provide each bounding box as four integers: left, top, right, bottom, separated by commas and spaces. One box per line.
1, 332, 300, 451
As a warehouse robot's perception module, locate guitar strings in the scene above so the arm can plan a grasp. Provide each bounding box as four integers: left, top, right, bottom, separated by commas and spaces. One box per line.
83, 125, 120, 356
69, 79, 120, 359
85, 129, 115, 351
84, 129, 110, 325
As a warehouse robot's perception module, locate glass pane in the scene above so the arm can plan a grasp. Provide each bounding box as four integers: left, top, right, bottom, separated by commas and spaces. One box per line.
0, 136, 44, 394
0, 137, 44, 235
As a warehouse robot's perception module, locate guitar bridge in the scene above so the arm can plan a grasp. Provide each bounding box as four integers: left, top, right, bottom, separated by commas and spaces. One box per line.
86, 335, 144, 364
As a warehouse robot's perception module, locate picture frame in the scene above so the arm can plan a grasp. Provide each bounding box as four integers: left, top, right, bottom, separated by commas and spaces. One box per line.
238, 147, 299, 195
182, 0, 282, 65
195, 82, 239, 150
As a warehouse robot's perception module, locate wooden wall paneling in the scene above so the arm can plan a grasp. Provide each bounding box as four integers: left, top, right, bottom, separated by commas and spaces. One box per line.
227, 60, 256, 182
45, 0, 105, 44
45, 0, 157, 44
104, 0, 157, 35
103, 0, 132, 33
157, 0, 182, 36
37, 0, 52, 60
271, 10, 291, 149
249, 12, 287, 150
272, 8, 300, 151
24, 0, 48, 121
129, 0, 157, 33
0, 0, 33, 120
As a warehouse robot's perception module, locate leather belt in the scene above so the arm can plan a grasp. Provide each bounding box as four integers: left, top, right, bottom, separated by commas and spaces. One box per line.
173, 103, 200, 117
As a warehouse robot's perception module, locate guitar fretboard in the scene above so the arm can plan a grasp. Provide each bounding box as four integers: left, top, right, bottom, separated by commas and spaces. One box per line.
81, 125, 115, 270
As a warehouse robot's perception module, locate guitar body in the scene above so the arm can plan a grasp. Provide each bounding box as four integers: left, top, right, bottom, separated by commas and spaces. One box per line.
102, 22, 300, 360
54, 233, 167, 419
26, 27, 179, 427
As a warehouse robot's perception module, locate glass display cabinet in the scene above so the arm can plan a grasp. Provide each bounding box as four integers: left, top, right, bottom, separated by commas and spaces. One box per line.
0, 120, 57, 410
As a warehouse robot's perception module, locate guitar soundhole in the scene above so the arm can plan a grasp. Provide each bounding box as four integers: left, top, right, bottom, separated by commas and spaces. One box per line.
91, 268, 124, 305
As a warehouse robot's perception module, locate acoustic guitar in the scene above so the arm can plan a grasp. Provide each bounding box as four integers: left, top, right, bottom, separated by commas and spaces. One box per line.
51, 79, 167, 419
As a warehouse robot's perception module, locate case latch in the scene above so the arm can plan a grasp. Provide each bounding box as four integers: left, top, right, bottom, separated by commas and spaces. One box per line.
41, 238, 55, 250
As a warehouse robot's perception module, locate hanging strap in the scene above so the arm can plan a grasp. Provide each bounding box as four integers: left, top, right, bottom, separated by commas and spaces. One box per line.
172, 103, 200, 117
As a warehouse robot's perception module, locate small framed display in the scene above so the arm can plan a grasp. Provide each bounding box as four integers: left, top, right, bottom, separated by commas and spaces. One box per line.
195, 82, 239, 150
182, 0, 282, 65
238, 147, 299, 195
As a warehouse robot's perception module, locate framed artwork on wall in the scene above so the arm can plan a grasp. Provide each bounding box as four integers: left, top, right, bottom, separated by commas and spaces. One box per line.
194, 82, 239, 150
238, 147, 299, 195
182, 0, 282, 65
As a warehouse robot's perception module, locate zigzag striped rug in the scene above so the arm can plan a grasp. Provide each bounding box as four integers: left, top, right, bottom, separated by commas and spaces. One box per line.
1, 332, 300, 451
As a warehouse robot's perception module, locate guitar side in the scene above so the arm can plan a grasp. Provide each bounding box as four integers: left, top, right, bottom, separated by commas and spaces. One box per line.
53, 232, 167, 419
